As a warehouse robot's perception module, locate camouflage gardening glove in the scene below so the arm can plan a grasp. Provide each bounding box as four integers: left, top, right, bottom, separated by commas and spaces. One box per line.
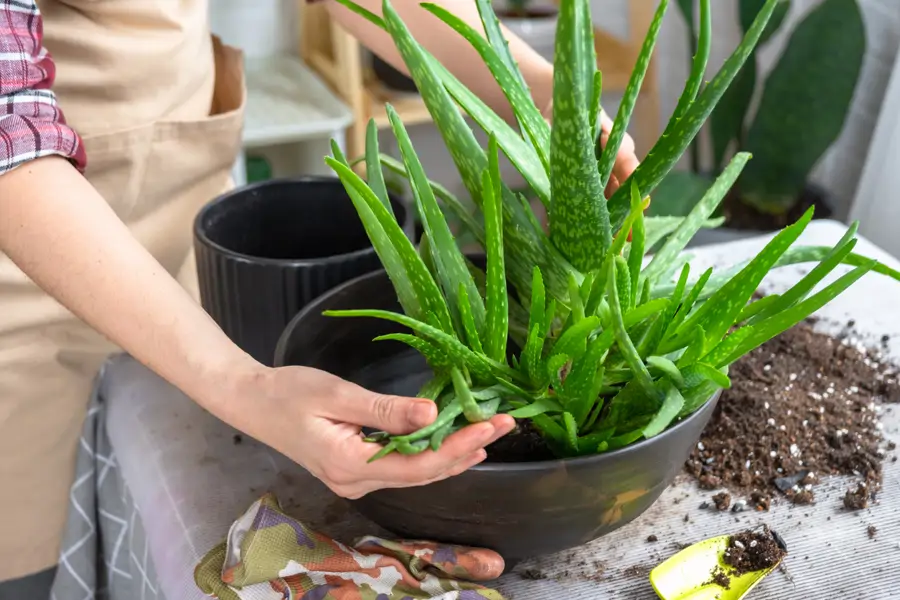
194, 493, 507, 600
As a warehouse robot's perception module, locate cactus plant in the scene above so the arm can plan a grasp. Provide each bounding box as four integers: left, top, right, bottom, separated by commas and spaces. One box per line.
318, 0, 899, 461
667, 0, 865, 220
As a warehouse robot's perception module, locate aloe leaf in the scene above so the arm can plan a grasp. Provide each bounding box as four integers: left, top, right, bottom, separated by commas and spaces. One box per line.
549, 0, 612, 270
671, 0, 711, 123
677, 325, 708, 366
508, 396, 564, 419
451, 366, 491, 422
718, 260, 877, 366
699, 327, 753, 367
563, 339, 608, 427
563, 412, 579, 451
418, 372, 451, 401
589, 71, 603, 143
567, 273, 586, 323
546, 353, 570, 388
606, 0, 780, 230
394, 400, 464, 444
430, 420, 458, 451
380, 0, 574, 301
643, 153, 751, 284
598, 0, 668, 190
374, 333, 451, 368
326, 156, 451, 331
551, 316, 602, 363
615, 255, 633, 311
483, 144, 509, 363
421, 3, 550, 168
748, 224, 859, 324
456, 284, 484, 354
675, 207, 814, 344
435, 63, 550, 208
473, 0, 528, 89
607, 259, 658, 399
386, 105, 486, 337
643, 380, 685, 438
737, 294, 781, 323
665, 267, 713, 338
677, 378, 722, 417
530, 414, 569, 448
336, 2, 551, 209
643, 216, 725, 252
364, 119, 392, 214
325, 308, 518, 382
373, 153, 486, 241
691, 363, 732, 388
627, 184, 647, 300
647, 355, 685, 387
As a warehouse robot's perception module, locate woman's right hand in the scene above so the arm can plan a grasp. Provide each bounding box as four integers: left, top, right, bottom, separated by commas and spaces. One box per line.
216, 363, 516, 499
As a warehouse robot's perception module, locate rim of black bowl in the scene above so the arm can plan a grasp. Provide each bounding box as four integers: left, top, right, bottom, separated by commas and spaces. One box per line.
275, 268, 720, 472
194, 175, 407, 268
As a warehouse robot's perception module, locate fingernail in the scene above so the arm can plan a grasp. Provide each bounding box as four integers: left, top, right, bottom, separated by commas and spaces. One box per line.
408, 400, 436, 428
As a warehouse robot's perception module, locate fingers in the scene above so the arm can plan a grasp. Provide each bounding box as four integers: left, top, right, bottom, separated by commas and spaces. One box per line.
325, 388, 438, 435
329, 414, 515, 498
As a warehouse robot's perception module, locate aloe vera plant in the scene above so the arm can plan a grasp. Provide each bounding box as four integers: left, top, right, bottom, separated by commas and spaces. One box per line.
322, 0, 900, 461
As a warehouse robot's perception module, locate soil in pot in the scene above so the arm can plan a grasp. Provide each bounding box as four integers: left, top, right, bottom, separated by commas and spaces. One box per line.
685, 318, 900, 509
720, 184, 834, 231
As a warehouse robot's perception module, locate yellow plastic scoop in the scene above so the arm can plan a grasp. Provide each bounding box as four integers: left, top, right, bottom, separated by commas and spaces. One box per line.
649, 527, 787, 600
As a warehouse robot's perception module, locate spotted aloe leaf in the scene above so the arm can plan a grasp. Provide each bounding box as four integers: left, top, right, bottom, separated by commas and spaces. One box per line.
597, 0, 668, 191
378, 0, 575, 301
325, 154, 452, 333
607, 259, 657, 399
642, 380, 685, 438
364, 119, 392, 215
606, 0, 781, 231
643, 152, 752, 285
717, 260, 876, 366
420, 3, 550, 171
548, 0, 611, 271
671, 207, 815, 347
323, 308, 522, 384
386, 105, 485, 341
483, 138, 509, 363
670, 0, 711, 124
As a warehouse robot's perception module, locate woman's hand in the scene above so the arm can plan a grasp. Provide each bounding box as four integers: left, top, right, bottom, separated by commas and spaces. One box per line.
219, 364, 516, 499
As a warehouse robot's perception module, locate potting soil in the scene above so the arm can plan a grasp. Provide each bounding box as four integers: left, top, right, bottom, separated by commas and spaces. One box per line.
685, 320, 900, 508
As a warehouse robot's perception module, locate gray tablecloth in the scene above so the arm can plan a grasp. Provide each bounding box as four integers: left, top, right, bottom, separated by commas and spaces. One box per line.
49, 220, 900, 600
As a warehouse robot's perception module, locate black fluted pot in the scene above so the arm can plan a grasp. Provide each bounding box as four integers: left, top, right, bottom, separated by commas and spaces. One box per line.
194, 176, 409, 366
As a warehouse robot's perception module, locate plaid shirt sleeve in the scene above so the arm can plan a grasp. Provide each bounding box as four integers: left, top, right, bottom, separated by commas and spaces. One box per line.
0, 0, 86, 175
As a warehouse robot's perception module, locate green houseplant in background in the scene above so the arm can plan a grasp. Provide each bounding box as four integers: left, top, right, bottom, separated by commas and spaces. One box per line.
655, 0, 866, 228
315, 0, 898, 461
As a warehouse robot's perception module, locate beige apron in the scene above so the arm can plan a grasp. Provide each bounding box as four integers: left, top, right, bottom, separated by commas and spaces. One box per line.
0, 0, 245, 580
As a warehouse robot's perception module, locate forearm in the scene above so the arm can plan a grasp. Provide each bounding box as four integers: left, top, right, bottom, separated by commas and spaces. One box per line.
0, 156, 259, 414
324, 0, 554, 122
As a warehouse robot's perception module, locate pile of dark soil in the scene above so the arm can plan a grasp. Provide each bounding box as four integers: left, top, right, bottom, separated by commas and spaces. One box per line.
686, 320, 899, 508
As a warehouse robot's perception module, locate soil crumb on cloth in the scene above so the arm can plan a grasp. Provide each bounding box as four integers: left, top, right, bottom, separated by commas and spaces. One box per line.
722, 527, 787, 576
686, 321, 899, 507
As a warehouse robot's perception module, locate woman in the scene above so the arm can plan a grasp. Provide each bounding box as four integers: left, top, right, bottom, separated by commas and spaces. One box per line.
0, 0, 640, 595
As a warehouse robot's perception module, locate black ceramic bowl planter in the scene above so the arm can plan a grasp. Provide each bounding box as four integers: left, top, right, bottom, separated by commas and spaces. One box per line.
194, 176, 410, 366
274, 267, 721, 567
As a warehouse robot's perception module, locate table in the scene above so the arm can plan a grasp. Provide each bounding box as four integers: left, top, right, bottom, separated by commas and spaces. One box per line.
50, 220, 900, 600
